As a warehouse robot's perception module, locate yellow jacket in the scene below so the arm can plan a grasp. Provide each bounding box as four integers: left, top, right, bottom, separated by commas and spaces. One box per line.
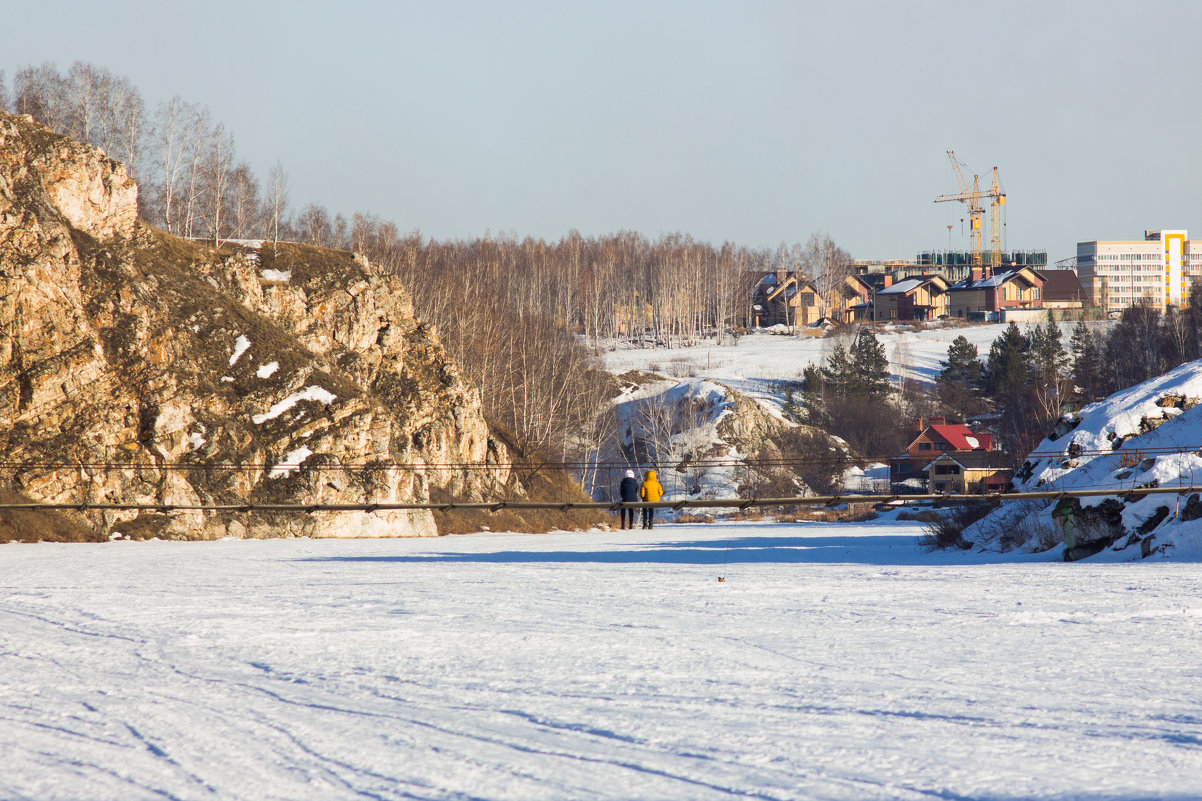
640, 470, 664, 502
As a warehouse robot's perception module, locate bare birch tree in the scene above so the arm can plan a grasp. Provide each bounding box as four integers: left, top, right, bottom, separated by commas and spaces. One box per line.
266, 161, 290, 245
228, 163, 262, 240
13, 63, 69, 132
802, 233, 854, 315
199, 122, 235, 244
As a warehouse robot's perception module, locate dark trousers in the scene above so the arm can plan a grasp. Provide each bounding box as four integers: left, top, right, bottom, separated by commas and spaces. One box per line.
641, 507, 654, 529
620, 507, 635, 529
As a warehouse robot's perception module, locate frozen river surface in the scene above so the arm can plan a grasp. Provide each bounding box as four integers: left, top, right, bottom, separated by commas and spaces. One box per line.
4, 520, 1202, 800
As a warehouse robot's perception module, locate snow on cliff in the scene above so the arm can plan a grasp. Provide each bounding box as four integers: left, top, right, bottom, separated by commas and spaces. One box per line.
964, 360, 1202, 560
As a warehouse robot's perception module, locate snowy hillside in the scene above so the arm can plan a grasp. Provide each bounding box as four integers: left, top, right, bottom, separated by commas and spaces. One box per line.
7, 523, 1202, 800
964, 359, 1202, 560
601, 321, 1061, 387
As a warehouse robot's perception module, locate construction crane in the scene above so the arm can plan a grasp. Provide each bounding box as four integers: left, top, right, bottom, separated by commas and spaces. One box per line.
934, 151, 1006, 271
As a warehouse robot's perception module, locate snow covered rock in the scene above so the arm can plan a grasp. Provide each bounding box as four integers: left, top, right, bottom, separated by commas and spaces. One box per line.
593, 373, 837, 502
964, 360, 1202, 560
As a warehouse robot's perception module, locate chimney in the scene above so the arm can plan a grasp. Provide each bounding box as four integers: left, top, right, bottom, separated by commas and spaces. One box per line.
971, 267, 982, 282
882, 274, 893, 288
915, 416, 924, 433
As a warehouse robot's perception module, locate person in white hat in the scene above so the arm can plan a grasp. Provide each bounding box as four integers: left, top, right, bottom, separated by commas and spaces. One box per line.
618, 469, 640, 529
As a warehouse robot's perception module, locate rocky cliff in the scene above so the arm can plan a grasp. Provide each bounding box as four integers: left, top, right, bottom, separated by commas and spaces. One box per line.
0, 111, 514, 540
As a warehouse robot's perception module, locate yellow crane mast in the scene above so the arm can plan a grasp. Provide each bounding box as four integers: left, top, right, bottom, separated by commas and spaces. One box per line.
934, 151, 1006, 271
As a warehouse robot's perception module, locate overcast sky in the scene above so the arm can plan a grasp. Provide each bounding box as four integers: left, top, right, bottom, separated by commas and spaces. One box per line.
5, 1, 1200, 261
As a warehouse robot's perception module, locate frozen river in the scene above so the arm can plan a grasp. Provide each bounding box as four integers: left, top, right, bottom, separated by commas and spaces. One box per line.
4, 520, 1202, 800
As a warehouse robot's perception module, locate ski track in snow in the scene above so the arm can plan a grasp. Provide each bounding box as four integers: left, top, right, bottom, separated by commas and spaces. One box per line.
3, 520, 1202, 800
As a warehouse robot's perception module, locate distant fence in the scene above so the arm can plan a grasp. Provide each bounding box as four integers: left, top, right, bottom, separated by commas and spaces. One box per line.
3, 485, 1200, 515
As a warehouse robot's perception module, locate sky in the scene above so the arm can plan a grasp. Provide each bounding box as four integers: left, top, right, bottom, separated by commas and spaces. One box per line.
4, 0, 1201, 261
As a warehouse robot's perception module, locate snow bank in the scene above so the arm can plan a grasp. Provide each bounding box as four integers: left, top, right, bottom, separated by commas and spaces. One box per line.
966, 359, 1202, 559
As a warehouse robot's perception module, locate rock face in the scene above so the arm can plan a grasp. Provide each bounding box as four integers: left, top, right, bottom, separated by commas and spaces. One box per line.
0, 111, 513, 539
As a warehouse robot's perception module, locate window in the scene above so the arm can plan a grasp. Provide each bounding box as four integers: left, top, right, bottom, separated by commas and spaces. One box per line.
918, 442, 932, 451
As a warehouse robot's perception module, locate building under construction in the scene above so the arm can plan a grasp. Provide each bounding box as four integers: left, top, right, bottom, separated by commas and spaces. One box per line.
855, 250, 1048, 288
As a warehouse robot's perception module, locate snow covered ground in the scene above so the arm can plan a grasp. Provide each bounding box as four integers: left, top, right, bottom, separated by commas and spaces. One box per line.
600, 322, 1086, 389
6, 521, 1202, 800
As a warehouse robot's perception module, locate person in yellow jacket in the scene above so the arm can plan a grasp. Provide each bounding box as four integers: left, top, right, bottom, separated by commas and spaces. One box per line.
639, 469, 663, 529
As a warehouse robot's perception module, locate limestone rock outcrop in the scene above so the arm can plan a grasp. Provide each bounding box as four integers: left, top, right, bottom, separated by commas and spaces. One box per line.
0, 111, 513, 539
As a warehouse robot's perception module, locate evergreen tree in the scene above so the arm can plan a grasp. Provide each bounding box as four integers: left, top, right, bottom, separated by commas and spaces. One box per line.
982, 322, 1030, 401
820, 342, 856, 395
936, 335, 985, 418
797, 363, 829, 426
848, 328, 891, 398
1070, 320, 1103, 406
1029, 320, 1070, 426
939, 335, 983, 388
982, 322, 1034, 452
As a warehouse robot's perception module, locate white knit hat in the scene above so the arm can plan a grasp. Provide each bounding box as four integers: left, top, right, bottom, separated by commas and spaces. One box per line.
625, 469, 635, 478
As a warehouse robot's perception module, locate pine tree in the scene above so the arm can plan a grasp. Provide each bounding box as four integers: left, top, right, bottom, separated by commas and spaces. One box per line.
982, 322, 1030, 400
1029, 320, 1070, 426
936, 335, 985, 418
821, 342, 856, 395
982, 322, 1034, 452
939, 335, 983, 389
848, 328, 891, 398
1030, 321, 1068, 388
1069, 321, 1102, 406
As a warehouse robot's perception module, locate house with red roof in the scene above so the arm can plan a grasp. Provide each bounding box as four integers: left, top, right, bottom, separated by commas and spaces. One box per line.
889, 416, 998, 490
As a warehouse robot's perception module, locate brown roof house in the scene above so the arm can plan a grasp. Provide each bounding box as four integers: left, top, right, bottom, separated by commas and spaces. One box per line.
829, 274, 874, 323
751, 271, 872, 329
1034, 269, 1086, 309
873, 275, 949, 321
751, 271, 825, 329
946, 266, 1046, 320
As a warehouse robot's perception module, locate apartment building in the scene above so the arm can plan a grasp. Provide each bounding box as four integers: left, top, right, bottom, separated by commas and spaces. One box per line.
1076, 230, 1200, 314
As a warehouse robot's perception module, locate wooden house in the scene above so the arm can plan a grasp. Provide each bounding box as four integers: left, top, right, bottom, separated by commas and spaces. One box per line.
946, 267, 1046, 319
925, 451, 1016, 494
873, 275, 949, 321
